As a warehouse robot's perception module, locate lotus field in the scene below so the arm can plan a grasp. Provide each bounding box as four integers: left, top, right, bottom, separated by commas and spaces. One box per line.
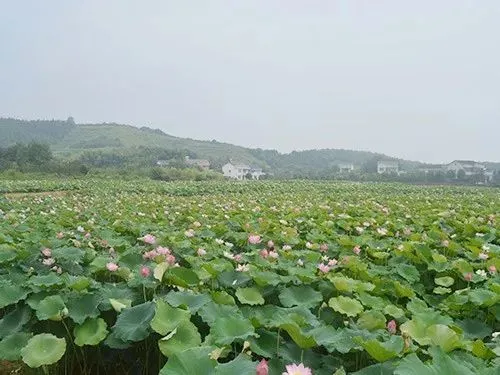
0, 180, 499, 374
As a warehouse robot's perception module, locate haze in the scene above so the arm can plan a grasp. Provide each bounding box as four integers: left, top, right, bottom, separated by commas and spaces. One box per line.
1, 1, 499, 163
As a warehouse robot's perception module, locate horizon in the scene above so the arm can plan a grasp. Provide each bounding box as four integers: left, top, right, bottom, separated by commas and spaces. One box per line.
2, 115, 499, 165
1, 1, 499, 164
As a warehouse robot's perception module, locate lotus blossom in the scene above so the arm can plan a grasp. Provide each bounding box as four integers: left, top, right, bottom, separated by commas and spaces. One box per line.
215, 238, 224, 245
193, 221, 202, 227
318, 263, 330, 273
84, 232, 91, 239
185, 229, 195, 238
319, 244, 328, 253
478, 252, 489, 260
387, 320, 397, 334
282, 363, 312, 375
377, 228, 388, 236
267, 240, 275, 248
156, 246, 171, 255
488, 265, 497, 274
56, 232, 64, 239
352, 246, 361, 255
41, 248, 52, 257
328, 258, 338, 267
442, 240, 450, 247
106, 262, 119, 272
143, 250, 158, 260
464, 272, 473, 282
77, 226, 85, 233
476, 269, 487, 277
140, 266, 150, 277
197, 248, 206, 256
43, 258, 55, 266
236, 264, 250, 272
268, 250, 279, 259
256, 359, 268, 375
305, 242, 313, 249
260, 249, 269, 258
248, 235, 261, 244
355, 226, 364, 234
166, 254, 176, 265
234, 254, 243, 263
142, 234, 156, 245
297, 259, 304, 266
282, 245, 292, 251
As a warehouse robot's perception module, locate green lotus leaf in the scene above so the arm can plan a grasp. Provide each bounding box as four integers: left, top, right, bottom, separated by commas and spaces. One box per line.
198, 301, 240, 325
434, 276, 454, 287
151, 299, 191, 335
433, 287, 452, 295
0, 332, 32, 360
166, 291, 211, 313
0, 280, 28, 308
158, 320, 201, 357
35, 295, 67, 321
215, 354, 256, 375
426, 324, 463, 352
0, 245, 17, 264
383, 305, 405, 319
29, 273, 64, 288
280, 322, 317, 349
470, 339, 497, 360
112, 301, 155, 342
278, 285, 323, 308
211, 291, 236, 305
329, 296, 364, 317
0, 305, 32, 339
357, 310, 387, 331
21, 334, 66, 368
211, 316, 256, 345
74, 318, 108, 346
468, 289, 498, 307
159, 346, 216, 375
235, 287, 265, 305
154, 262, 170, 282
355, 336, 404, 362
396, 264, 420, 283
166, 267, 200, 288
109, 298, 132, 313
66, 293, 101, 324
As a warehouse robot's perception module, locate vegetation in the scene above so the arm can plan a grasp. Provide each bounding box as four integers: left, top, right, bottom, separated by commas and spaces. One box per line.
0, 180, 498, 374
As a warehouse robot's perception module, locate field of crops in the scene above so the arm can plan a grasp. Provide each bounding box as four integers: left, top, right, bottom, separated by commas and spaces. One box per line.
0, 180, 499, 374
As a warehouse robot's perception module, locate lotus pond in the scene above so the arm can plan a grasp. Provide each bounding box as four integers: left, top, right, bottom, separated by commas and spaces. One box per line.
0, 180, 499, 374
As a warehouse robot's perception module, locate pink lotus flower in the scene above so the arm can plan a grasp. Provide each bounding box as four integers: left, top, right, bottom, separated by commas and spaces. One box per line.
260, 249, 269, 258
142, 234, 156, 245
143, 250, 159, 260
140, 266, 150, 277
41, 248, 52, 257
43, 258, 55, 266
84, 232, 91, 239
387, 320, 397, 334
166, 254, 176, 265
56, 232, 64, 239
256, 359, 268, 375
234, 254, 243, 263
267, 240, 275, 248
328, 258, 338, 267
156, 246, 171, 255
197, 248, 206, 256
282, 363, 312, 375
352, 246, 361, 255
489, 265, 497, 274
318, 263, 330, 273
106, 262, 119, 272
248, 235, 262, 244
478, 252, 489, 260
319, 243, 328, 253
464, 272, 473, 282
269, 250, 279, 259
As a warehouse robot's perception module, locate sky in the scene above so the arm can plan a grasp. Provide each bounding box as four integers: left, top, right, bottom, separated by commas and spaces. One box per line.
0, 1, 499, 163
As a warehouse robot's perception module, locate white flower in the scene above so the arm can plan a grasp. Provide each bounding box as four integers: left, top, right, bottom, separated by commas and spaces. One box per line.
236, 264, 250, 272
355, 226, 364, 234
377, 228, 388, 236
482, 245, 490, 252
215, 239, 224, 245
297, 259, 304, 266
492, 332, 500, 339
476, 233, 485, 237
279, 219, 288, 225
478, 253, 489, 260
224, 242, 234, 248
475, 269, 487, 277
306, 242, 313, 249
223, 251, 234, 260
77, 226, 85, 233
282, 245, 292, 251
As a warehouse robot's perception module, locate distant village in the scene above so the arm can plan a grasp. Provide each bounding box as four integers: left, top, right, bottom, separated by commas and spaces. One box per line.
156, 156, 498, 184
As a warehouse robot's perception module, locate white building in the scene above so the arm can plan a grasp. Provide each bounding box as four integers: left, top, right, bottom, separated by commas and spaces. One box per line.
222, 162, 264, 180
446, 160, 486, 178
377, 160, 399, 174
338, 163, 354, 173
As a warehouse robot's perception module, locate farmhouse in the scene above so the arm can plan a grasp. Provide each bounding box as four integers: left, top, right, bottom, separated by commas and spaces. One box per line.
377, 160, 399, 174
446, 160, 486, 178
222, 162, 264, 180
185, 156, 210, 170
338, 163, 354, 173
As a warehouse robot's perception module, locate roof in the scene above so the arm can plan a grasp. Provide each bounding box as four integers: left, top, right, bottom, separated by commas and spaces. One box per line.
449, 160, 485, 166
377, 160, 399, 166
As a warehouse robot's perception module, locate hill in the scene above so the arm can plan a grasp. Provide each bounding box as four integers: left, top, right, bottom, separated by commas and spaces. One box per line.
0, 117, 410, 174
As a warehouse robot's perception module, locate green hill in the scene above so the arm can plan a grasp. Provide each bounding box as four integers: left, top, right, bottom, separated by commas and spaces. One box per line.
0, 117, 405, 174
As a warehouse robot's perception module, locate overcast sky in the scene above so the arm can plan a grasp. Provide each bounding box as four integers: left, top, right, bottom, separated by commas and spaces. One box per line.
1, 1, 499, 163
